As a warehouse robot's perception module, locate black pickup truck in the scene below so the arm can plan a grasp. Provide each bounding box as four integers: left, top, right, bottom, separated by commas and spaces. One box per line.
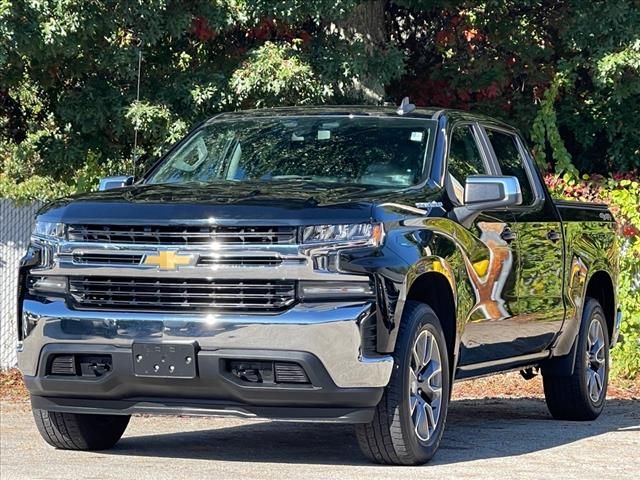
17, 104, 621, 465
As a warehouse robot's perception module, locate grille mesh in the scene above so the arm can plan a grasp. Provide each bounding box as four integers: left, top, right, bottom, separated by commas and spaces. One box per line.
67, 224, 297, 246
69, 276, 297, 312
71, 253, 291, 267
198, 255, 283, 267
274, 362, 310, 384
72, 253, 143, 265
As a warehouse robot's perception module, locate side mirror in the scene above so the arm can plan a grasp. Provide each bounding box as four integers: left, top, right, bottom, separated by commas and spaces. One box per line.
464, 175, 522, 210
450, 175, 523, 227
98, 176, 135, 191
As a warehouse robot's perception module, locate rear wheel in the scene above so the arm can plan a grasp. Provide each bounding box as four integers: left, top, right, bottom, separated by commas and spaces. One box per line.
32, 408, 130, 450
356, 301, 451, 465
542, 298, 609, 420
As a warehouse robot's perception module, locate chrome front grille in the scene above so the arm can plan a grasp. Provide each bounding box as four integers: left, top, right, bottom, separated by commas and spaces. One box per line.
69, 276, 297, 312
67, 224, 298, 246
197, 255, 284, 267
72, 253, 143, 265
70, 252, 301, 268
57, 224, 315, 314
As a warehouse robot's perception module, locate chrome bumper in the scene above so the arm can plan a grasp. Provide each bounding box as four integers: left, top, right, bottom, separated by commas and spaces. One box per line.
18, 299, 393, 389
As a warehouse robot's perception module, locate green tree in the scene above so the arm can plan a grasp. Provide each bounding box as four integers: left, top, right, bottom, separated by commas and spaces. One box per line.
1, 0, 639, 189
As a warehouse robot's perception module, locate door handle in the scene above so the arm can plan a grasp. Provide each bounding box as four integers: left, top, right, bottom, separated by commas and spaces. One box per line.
547, 230, 561, 242
500, 227, 517, 243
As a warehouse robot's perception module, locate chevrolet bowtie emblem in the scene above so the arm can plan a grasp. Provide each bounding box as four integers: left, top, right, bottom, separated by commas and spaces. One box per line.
143, 251, 195, 270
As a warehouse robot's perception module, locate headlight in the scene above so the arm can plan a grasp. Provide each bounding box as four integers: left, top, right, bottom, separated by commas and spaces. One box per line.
299, 281, 374, 299
30, 220, 64, 268
28, 275, 67, 295
33, 220, 65, 240
302, 223, 383, 246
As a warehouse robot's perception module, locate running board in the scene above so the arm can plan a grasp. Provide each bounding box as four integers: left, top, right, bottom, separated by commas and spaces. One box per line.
454, 351, 551, 381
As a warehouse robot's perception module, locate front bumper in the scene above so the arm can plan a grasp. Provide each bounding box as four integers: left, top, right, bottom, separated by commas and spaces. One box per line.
18, 298, 393, 421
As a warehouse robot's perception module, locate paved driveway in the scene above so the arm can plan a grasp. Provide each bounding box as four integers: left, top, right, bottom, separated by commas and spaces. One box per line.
1, 398, 638, 479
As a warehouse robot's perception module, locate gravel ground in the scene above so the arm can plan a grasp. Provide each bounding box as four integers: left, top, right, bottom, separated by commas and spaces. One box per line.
1, 397, 638, 480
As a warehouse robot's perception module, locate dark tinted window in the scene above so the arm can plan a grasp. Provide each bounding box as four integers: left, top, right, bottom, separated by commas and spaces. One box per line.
486, 129, 534, 204
447, 125, 486, 203
146, 116, 437, 187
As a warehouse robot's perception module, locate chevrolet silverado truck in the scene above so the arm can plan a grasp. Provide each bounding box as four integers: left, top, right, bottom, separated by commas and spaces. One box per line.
17, 104, 621, 465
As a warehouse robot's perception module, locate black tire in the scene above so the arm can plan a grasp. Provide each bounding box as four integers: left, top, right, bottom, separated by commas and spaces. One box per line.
356, 301, 451, 465
542, 298, 610, 421
32, 408, 130, 450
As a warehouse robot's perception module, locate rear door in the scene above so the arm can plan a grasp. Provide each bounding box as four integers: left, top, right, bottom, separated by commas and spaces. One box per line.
480, 125, 565, 353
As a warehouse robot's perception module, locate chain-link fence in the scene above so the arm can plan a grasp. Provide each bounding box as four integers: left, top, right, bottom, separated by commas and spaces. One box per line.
0, 200, 41, 369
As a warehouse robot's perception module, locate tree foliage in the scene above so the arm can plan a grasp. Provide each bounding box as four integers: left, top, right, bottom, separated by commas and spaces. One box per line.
2, 0, 638, 187
546, 172, 640, 379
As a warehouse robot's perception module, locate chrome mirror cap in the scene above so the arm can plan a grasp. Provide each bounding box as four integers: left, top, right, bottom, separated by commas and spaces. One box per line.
464, 175, 523, 210
98, 176, 134, 191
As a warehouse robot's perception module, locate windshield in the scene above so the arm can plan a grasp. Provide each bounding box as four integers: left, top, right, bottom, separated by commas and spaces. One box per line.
145, 115, 437, 187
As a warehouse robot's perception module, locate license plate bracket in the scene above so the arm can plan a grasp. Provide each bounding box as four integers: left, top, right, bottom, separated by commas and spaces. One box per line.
132, 343, 197, 378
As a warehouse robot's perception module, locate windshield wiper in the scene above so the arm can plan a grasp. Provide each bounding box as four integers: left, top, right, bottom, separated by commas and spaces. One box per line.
261, 175, 316, 181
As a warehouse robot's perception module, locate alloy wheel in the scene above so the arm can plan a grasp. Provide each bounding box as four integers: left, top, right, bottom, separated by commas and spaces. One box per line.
585, 317, 606, 403
409, 329, 443, 443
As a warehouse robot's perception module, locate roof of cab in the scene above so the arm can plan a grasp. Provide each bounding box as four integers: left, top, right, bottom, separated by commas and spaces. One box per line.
208, 105, 441, 121
206, 105, 517, 132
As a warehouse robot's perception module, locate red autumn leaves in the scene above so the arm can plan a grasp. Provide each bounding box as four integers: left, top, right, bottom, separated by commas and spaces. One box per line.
191, 16, 312, 45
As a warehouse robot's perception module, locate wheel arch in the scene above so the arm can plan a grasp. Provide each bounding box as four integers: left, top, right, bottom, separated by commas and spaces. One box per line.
387, 257, 459, 372
584, 270, 616, 344
405, 272, 457, 367
544, 268, 616, 376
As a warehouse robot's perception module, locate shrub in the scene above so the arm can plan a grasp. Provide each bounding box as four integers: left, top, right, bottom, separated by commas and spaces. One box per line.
545, 172, 640, 379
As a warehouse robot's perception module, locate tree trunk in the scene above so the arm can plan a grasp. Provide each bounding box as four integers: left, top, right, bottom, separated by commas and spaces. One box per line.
333, 0, 387, 102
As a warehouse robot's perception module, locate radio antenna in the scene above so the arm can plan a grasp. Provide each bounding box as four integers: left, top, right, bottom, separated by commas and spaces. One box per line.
132, 36, 143, 177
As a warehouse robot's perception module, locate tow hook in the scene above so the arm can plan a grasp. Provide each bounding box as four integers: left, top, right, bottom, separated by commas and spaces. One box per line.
90, 362, 111, 376
519, 367, 538, 380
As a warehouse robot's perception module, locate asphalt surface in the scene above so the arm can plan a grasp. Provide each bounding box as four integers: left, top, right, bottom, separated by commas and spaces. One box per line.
1, 398, 639, 479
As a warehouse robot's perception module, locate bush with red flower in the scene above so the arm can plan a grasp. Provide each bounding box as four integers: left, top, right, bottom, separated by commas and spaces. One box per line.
545, 172, 640, 379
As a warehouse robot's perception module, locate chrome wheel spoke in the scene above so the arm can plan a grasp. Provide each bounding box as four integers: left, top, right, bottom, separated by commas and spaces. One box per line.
594, 371, 603, 393
426, 360, 442, 386
588, 321, 599, 348
589, 370, 599, 401
413, 332, 429, 370
585, 318, 606, 403
425, 402, 436, 431
410, 393, 419, 414
409, 369, 419, 394
408, 328, 444, 444
431, 392, 442, 414
595, 342, 605, 366
420, 361, 442, 398
413, 401, 430, 441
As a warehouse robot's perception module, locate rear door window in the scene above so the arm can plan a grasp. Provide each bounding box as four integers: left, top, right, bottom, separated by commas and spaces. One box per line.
484, 129, 535, 205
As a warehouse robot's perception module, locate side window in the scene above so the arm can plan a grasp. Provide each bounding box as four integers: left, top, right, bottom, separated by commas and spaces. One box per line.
447, 125, 487, 204
485, 129, 534, 205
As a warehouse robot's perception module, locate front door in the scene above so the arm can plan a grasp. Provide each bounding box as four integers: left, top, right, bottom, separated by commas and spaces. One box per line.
445, 123, 521, 366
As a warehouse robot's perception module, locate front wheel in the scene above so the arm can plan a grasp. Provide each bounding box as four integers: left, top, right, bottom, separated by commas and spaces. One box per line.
542, 298, 610, 420
356, 301, 451, 465
32, 408, 130, 450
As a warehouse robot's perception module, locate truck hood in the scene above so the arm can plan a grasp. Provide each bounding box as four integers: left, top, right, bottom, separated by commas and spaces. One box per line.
37, 181, 410, 225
